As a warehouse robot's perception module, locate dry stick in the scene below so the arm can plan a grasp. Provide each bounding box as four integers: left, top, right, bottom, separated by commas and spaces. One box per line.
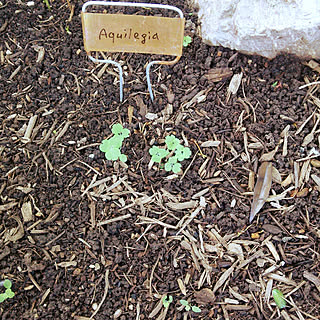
295, 110, 316, 135
180, 151, 198, 181
149, 254, 160, 297
77, 160, 101, 175
21, 115, 38, 143
90, 269, 109, 320
98, 214, 131, 226
299, 81, 320, 89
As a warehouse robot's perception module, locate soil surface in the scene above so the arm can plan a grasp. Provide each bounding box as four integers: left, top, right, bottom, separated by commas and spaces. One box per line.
1, 1, 320, 319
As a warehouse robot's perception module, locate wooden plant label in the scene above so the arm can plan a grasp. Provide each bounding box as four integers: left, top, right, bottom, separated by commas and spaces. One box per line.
81, 13, 185, 56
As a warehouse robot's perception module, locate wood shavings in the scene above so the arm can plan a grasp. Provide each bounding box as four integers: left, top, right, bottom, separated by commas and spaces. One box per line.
200, 140, 220, 147
260, 144, 280, 161
177, 278, 187, 295
212, 262, 237, 293
166, 200, 197, 210
90, 269, 109, 319
21, 115, 37, 144
227, 72, 243, 102
176, 197, 206, 235
295, 110, 316, 136
268, 273, 297, 286
21, 201, 33, 222
194, 288, 215, 304
280, 125, 290, 157
311, 174, 320, 188
229, 287, 249, 303
33, 45, 45, 63
271, 166, 282, 184
301, 114, 320, 147
250, 162, 272, 222
303, 271, 320, 292
204, 67, 233, 83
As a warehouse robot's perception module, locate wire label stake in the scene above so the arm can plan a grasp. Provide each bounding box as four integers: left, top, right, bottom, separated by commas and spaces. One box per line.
81, 1, 185, 102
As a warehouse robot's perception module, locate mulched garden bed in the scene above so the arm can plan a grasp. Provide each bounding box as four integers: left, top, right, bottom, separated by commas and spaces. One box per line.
1, 0, 320, 319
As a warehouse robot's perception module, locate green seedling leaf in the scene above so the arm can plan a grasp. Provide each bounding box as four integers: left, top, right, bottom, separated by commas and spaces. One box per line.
183, 36, 192, 47
165, 135, 180, 150
192, 306, 201, 313
105, 146, 121, 161
175, 145, 192, 161
0, 293, 6, 303
162, 295, 173, 308
272, 81, 278, 87
5, 289, 15, 299
112, 123, 130, 139
165, 156, 181, 173
180, 299, 189, 307
149, 146, 169, 163
3, 280, 12, 289
119, 154, 127, 163
272, 289, 286, 309
165, 161, 181, 173
43, 0, 51, 10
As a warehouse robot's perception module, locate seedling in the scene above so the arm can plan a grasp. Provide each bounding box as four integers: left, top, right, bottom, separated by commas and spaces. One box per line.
162, 295, 173, 308
183, 36, 192, 47
43, 0, 51, 10
272, 289, 286, 309
179, 299, 201, 313
149, 146, 169, 163
149, 134, 191, 174
0, 279, 15, 303
99, 123, 129, 162
164, 156, 181, 174
165, 135, 180, 150
175, 144, 192, 161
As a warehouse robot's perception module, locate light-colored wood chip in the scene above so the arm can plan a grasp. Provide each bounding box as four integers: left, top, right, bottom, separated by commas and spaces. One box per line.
303, 271, 320, 292
213, 262, 237, 293
200, 140, 221, 147
166, 200, 197, 210
21, 201, 33, 222
177, 278, 187, 295
272, 166, 282, 184
268, 273, 297, 286
250, 162, 272, 222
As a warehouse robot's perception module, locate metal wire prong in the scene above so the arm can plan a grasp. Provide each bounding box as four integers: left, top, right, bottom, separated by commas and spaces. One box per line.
146, 56, 181, 101
88, 55, 124, 102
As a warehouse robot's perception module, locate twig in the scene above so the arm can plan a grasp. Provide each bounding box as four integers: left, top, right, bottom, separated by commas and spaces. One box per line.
299, 81, 320, 89
98, 214, 131, 226
90, 269, 109, 319
21, 115, 37, 143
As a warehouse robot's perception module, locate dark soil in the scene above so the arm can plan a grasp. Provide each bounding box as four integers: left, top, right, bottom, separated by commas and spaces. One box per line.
1, 0, 320, 319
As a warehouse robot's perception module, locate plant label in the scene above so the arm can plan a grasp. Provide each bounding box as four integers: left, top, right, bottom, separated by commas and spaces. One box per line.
81, 13, 185, 56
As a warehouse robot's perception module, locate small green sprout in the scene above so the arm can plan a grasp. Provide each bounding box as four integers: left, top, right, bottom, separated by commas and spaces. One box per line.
183, 36, 192, 47
112, 123, 130, 139
149, 134, 192, 174
65, 25, 71, 35
272, 289, 286, 309
0, 280, 15, 303
164, 157, 181, 174
175, 145, 192, 161
43, 0, 51, 10
271, 81, 278, 87
180, 299, 201, 313
149, 146, 169, 163
99, 123, 130, 162
162, 295, 173, 308
165, 135, 180, 151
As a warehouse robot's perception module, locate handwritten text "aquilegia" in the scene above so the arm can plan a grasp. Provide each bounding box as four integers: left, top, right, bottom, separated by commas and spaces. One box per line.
99, 28, 160, 44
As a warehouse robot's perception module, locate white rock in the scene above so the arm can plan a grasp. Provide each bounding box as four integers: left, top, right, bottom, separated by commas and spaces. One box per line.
193, 0, 320, 59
